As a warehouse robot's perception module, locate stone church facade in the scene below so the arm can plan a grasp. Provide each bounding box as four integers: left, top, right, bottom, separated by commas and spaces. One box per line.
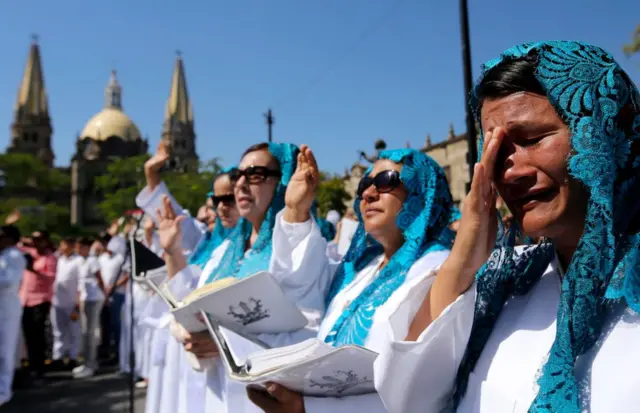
5, 37, 199, 227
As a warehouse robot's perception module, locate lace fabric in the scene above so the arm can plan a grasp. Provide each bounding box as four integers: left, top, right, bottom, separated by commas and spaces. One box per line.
324, 149, 458, 347
203, 143, 299, 283
453, 41, 640, 412
188, 166, 237, 269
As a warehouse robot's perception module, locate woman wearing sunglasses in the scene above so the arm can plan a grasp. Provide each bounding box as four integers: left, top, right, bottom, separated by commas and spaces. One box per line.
247, 148, 458, 413
374, 41, 640, 413
156, 142, 331, 413
135, 144, 241, 413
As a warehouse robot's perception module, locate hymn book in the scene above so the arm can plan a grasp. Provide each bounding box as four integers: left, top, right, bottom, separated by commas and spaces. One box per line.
170, 271, 309, 335
202, 313, 377, 397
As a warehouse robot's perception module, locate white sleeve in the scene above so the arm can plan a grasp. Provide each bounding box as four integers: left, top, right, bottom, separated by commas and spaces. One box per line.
373, 273, 476, 413
257, 211, 335, 348
135, 181, 204, 253
304, 393, 386, 413
165, 264, 203, 302
0, 249, 26, 288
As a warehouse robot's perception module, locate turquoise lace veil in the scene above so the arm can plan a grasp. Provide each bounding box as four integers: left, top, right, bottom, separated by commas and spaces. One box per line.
324, 148, 458, 346
452, 41, 640, 412
188, 166, 237, 269
204, 143, 299, 283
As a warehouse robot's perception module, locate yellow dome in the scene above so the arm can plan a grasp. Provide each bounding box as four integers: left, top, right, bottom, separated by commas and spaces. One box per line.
80, 108, 141, 141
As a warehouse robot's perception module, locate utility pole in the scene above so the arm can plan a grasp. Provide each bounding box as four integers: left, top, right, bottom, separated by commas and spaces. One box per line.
459, 0, 478, 192
264, 108, 275, 143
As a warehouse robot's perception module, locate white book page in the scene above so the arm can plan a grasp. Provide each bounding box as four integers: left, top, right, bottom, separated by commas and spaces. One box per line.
173, 271, 307, 334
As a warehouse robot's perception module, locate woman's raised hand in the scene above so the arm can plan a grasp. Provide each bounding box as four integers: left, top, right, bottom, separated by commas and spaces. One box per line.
284, 145, 320, 223
450, 127, 503, 277
156, 195, 185, 255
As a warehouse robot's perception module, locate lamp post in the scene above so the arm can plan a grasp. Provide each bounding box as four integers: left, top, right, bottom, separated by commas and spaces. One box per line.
264, 108, 275, 143
459, 0, 478, 192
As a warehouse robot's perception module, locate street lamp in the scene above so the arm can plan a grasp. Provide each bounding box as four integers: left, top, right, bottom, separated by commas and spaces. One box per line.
459, 0, 478, 192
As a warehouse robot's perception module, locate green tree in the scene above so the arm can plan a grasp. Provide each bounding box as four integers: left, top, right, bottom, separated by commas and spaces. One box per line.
0, 153, 72, 238
95, 156, 222, 221
316, 172, 350, 217
624, 25, 640, 56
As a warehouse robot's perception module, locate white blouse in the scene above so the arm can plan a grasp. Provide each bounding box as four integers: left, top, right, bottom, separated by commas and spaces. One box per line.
165, 211, 332, 413
302, 249, 451, 413
136, 181, 204, 255
374, 250, 640, 413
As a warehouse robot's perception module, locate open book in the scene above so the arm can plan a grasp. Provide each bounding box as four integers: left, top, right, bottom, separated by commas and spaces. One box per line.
202, 312, 377, 397
171, 271, 309, 334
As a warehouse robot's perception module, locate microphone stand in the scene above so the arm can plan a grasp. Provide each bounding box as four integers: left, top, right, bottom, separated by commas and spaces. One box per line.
127, 215, 143, 413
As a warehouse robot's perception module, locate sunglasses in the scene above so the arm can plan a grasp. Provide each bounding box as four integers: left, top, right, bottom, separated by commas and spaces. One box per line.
357, 170, 402, 198
229, 166, 282, 185
211, 193, 235, 206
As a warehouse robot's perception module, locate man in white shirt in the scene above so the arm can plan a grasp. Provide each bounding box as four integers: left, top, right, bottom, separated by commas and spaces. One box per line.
0, 225, 26, 406
98, 235, 129, 364
73, 237, 106, 379
50, 238, 82, 370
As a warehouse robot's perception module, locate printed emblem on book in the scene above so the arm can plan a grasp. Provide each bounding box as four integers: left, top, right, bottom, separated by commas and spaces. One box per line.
309, 370, 372, 395
228, 298, 270, 325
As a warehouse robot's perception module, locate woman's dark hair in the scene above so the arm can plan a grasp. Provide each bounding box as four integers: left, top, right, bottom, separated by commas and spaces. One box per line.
99, 232, 112, 245
77, 237, 93, 246
241, 142, 281, 170
62, 237, 76, 245
475, 54, 546, 105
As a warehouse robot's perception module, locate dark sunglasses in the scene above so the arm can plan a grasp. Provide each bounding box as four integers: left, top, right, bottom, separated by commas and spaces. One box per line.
211, 193, 235, 206
357, 170, 402, 198
229, 166, 282, 185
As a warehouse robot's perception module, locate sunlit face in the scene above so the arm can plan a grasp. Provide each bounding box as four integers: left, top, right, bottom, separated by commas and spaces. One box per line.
213, 174, 240, 228
75, 242, 90, 257
233, 149, 280, 223
59, 241, 73, 256
358, 159, 407, 240
481, 92, 588, 242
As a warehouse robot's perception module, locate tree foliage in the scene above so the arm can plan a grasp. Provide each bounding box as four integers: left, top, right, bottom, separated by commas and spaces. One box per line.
0, 153, 72, 238
316, 172, 350, 217
95, 156, 222, 222
624, 25, 640, 56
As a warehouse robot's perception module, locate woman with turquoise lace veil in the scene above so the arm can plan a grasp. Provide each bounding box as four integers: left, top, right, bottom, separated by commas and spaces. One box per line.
156, 142, 332, 413
247, 148, 459, 413
374, 41, 640, 413
187, 166, 240, 269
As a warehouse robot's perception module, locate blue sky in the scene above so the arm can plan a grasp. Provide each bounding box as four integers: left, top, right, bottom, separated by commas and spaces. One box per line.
0, 0, 638, 174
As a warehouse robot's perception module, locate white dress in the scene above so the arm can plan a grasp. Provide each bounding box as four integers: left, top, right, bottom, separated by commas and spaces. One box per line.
373, 249, 640, 413
136, 182, 206, 413
165, 211, 332, 413
300, 249, 450, 413
0, 246, 26, 405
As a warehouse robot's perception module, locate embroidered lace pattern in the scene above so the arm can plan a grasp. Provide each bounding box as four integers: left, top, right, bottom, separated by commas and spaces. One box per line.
204, 143, 299, 283
452, 41, 640, 412
324, 149, 459, 346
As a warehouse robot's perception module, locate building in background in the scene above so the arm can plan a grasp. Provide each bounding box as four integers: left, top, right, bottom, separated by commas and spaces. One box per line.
7, 37, 55, 168
4, 38, 199, 227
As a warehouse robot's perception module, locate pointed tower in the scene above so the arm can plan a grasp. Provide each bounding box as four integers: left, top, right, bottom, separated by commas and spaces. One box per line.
8, 35, 54, 167
162, 51, 198, 171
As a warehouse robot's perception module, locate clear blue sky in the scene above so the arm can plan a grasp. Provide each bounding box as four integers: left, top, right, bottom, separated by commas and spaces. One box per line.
0, 0, 638, 174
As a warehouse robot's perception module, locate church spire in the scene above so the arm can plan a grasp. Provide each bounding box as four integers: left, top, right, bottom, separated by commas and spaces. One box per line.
161, 50, 198, 171
164, 50, 193, 126
8, 35, 54, 167
105, 69, 122, 109
15, 34, 49, 120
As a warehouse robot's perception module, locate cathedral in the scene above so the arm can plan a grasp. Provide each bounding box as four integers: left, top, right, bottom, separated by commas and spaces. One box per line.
5, 37, 199, 227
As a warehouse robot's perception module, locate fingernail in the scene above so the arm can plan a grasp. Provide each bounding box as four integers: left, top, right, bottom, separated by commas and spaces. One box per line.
266, 383, 276, 393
